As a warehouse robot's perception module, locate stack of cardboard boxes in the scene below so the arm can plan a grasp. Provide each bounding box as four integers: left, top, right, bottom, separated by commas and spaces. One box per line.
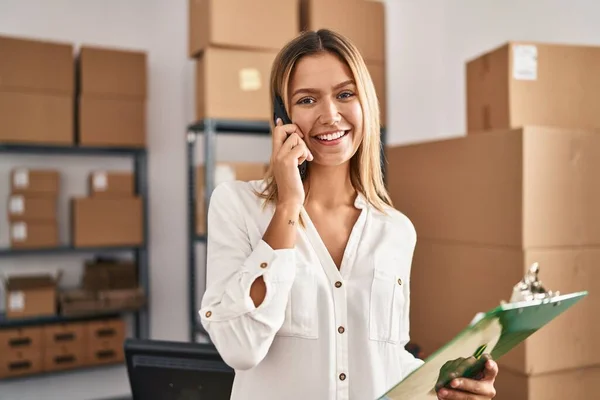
73, 171, 142, 247
0, 317, 125, 379
386, 41, 600, 399
7, 169, 60, 248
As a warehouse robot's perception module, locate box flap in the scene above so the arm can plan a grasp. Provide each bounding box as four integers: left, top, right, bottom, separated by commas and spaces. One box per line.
6, 274, 57, 291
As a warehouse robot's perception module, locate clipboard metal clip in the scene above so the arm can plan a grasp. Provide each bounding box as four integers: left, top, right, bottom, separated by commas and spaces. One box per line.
509, 262, 560, 303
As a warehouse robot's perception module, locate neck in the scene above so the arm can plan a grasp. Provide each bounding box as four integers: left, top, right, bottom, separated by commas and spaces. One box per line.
304, 162, 356, 209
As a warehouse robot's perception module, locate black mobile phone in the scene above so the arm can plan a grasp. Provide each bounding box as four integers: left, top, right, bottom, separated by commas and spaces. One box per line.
273, 95, 307, 180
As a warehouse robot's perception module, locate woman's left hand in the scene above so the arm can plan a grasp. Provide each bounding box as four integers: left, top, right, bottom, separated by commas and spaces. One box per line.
435, 354, 498, 399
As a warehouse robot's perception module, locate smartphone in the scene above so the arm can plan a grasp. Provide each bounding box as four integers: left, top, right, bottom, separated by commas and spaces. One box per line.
273, 95, 308, 180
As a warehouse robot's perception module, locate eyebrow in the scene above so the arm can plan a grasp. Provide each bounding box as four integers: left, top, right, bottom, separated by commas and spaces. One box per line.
291, 79, 355, 98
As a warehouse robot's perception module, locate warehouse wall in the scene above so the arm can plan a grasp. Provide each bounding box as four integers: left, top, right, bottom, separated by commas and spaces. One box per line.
386, 0, 600, 145
1, 0, 600, 399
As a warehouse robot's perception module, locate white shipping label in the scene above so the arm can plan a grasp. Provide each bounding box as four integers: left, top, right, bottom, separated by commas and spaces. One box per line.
9, 291, 25, 311
215, 165, 237, 186
11, 222, 27, 241
93, 172, 108, 191
9, 196, 25, 215
513, 44, 538, 80
239, 68, 262, 91
13, 169, 29, 188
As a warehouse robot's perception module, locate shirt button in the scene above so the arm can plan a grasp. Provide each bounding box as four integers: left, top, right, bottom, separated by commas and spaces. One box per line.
339, 373, 346, 381
397, 278, 403, 285
338, 326, 345, 334
205, 311, 212, 318
335, 281, 342, 288
260, 262, 268, 269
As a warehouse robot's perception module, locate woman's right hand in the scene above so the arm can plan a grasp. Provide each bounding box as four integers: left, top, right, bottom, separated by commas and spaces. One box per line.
271, 118, 313, 207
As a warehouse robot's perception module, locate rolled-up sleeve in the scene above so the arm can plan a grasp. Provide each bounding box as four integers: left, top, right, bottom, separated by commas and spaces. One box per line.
199, 182, 296, 371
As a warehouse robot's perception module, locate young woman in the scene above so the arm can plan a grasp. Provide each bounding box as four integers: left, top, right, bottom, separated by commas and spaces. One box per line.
199, 29, 499, 400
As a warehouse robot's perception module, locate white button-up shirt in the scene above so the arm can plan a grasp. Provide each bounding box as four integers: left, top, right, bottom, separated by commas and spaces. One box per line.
199, 180, 424, 400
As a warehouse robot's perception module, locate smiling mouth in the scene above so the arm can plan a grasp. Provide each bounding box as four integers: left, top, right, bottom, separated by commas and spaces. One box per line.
314, 130, 349, 142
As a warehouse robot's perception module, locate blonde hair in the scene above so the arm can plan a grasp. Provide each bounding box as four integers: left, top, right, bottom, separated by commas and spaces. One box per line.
257, 29, 392, 212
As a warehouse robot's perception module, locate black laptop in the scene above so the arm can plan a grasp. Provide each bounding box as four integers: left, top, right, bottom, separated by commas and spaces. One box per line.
125, 338, 235, 400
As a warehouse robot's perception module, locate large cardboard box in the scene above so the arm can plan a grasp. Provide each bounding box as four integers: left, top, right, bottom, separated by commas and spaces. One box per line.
77, 46, 146, 147
196, 48, 277, 121
301, 0, 385, 63
466, 41, 600, 132
42, 322, 85, 372
0, 35, 74, 145
188, 0, 298, 57
72, 197, 143, 247
10, 169, 60, 196
493, 365, 598, 400
409, 240, 598, 376
196, 162, 268, 234
4, 274, 58, 319
386, 126, 600, 248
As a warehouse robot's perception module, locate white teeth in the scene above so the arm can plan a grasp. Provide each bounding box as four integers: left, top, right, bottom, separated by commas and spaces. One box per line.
316, 131, 346, 141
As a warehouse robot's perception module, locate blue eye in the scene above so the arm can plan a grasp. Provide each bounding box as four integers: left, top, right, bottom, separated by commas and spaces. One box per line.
338, 91, 355, 99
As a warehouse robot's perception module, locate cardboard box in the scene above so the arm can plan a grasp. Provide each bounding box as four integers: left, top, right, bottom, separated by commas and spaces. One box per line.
0, 347, 43, 379
78, 96, 145, 148
0, 35, 74, 93
78, 46, 146, 99
85, 318, 125, 366
366, 61, 386, 125
9, 221, 59, 249
466, 41, 600, 132
72, 197, 143, 247
88, 171, 134, 197
77, 45, 146, 147
10, 169, 60, 196
4, 274, 58, 319
43, 343, 84, 372
493, 365, 598, 400
409, 241, 598, 376
188, 0, 298, 57
0, 91, 73, 145
0, 327, 43, 351
7, 195, 57, 222
0, 35, 74, 145
196, 48, 277, 121
196, 162, 268, 234
386, 126, 600, 248
301, 0, 385, 63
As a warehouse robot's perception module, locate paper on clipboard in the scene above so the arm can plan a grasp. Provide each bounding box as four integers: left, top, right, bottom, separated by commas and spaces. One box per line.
377, 263, 589, 400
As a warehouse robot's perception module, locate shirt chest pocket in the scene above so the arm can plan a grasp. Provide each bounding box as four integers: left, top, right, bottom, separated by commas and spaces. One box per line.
276, 262, 320, 339
369, 255, 407, 344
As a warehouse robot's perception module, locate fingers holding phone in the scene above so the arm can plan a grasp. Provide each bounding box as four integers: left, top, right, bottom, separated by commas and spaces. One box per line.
272, 118, 312, 206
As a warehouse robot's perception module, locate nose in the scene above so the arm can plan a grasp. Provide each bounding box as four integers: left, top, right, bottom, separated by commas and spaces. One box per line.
318, 98, 341, 125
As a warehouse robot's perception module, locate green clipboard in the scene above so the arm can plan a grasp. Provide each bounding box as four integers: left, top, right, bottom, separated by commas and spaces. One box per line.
377, 290, 588, 400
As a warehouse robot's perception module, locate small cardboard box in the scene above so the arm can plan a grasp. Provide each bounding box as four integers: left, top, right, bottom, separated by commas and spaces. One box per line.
7, 194, 57, 222
3, 274, 59, 319
72, 197, 143, 247
9, 221, 59, 249
10, 169, 60, 196
188, 0, 298, 57
196, 47, 277, 121
196, 162, 268, 234
466, 41, 600, 132
301, 0, 385, 63
88, 171, 135, 198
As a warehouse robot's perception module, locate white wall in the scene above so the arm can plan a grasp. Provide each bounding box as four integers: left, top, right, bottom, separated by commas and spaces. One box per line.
1, 0, 600, 399
385, 0, 600, 145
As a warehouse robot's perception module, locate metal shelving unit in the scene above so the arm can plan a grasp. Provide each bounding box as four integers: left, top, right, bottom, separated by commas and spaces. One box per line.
186, 119, 386, 342
0, 143, 150, 339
